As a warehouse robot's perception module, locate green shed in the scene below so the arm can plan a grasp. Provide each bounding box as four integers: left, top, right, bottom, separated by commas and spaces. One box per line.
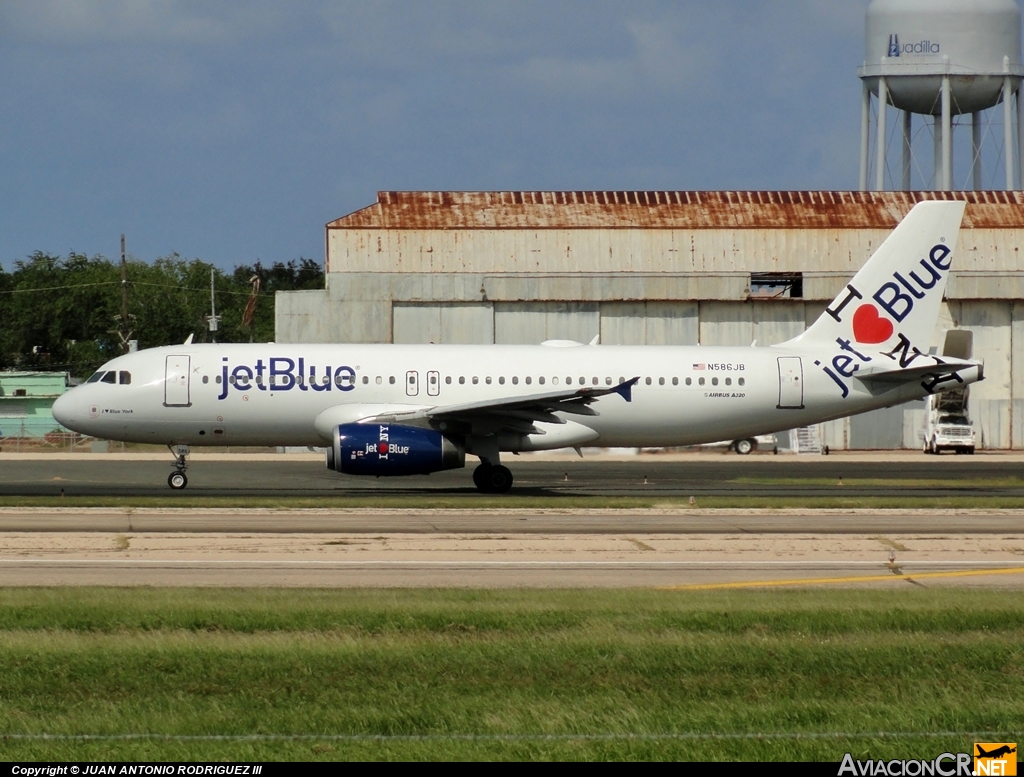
0, 371, 71, 439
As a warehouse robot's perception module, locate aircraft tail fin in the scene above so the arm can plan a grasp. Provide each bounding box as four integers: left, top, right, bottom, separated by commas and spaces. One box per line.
782, 200, 966, 353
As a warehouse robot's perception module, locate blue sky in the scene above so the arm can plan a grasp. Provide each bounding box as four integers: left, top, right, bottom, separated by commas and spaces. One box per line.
1, 1, 866, 270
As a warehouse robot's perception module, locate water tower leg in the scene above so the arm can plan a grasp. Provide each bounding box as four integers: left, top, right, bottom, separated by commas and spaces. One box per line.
941, 76, 952, 191
875, 77, 887, 191
902, 111, 912, 191
1004, 75, 1014, 190
972, 112, 983, 191
1017, 84, 1023, 190
933, 117, 943, 191
860, 82, 870, 191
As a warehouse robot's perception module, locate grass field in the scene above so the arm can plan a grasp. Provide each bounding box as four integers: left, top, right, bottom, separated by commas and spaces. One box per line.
0, 587, 1021, 761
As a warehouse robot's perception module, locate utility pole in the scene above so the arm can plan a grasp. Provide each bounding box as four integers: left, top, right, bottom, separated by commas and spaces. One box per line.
114, 234, 134, 353
206, 268, 220, 343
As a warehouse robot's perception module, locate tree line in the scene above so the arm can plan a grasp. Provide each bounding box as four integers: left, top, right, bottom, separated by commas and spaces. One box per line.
0, 252, 324, 378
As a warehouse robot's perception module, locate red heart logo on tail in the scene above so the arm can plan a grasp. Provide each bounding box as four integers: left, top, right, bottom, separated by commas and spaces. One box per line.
852, 304, 894, 344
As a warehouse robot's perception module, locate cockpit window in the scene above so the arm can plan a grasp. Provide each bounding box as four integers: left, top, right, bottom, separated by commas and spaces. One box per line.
101, 371, 116, 384
86, 372, 104, 383
119, 371, 131, 385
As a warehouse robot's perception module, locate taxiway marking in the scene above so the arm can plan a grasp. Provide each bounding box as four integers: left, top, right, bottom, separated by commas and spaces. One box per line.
659, 566, 1024, 590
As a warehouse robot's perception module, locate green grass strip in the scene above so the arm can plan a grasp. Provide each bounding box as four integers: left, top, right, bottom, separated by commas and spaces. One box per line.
0, 587, 1021, 761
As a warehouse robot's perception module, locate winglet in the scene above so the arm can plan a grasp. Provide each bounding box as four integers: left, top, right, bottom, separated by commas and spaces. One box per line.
613, 376, 640, 402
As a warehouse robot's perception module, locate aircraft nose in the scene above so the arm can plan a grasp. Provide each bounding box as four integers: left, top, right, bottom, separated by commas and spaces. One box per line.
52, 390, 79, 430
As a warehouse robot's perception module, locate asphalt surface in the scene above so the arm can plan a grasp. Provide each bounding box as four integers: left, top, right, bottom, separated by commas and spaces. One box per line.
2, 505, 1023, 586
1, 455, 1023, 498
2, 454, 1022, 588
1, 509, 1022, 534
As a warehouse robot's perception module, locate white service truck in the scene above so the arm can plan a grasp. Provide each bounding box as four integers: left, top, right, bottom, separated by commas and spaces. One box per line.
923, 386, 976, 454
922, 329, 978, 455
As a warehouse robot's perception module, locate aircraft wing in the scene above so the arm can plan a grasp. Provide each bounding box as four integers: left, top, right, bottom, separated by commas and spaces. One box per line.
357, 377, 639, 435
856, 356, 980, 384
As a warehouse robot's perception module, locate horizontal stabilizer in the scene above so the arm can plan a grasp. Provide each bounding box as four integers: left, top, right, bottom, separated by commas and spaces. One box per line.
857, 356, 980, 383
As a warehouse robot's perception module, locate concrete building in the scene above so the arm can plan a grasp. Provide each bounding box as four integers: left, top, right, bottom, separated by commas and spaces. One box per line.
0, 371, 70, 439
276, 190, 1024, 450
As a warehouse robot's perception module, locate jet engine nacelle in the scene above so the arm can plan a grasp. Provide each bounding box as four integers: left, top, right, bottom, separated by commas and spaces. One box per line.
326, 423, 464, 476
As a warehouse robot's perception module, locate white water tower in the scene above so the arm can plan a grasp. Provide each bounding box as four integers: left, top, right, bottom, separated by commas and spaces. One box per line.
859, 0, 1024, 190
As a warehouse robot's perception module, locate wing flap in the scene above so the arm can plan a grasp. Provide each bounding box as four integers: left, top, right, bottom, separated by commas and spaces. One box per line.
358, 377, 639, 432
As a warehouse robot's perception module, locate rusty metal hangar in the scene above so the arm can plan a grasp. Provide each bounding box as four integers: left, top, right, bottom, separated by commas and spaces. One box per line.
275, 190, 1024, 450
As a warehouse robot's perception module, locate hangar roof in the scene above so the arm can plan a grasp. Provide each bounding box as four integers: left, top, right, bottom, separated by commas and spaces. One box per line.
327, 190, 1024, 230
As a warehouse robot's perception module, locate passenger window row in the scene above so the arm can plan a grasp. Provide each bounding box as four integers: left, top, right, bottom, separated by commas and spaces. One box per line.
198, 372, 745, 389
356, 374, 747, 388
195, 374, 749, 391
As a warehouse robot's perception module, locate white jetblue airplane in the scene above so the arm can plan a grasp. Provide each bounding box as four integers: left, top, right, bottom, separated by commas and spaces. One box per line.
53, 201, 983, 493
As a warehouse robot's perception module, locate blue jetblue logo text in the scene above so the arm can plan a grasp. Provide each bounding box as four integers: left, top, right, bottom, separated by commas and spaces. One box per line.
217, 357, 355, 400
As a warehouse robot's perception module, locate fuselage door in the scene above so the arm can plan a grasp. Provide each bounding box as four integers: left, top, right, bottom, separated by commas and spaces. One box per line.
777, 356, 804, 409
164, 355, 192, 407
406, 370, 419, 397
426, 370, 440, 397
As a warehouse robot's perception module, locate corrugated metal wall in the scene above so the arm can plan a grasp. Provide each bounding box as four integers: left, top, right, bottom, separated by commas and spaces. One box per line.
328, 227, 1024, 284
391, 301, 703, 346
393, 303, 495, 344
494, 303, 600, 345
850, 406, 905, 449
599, 302, 699, 345
275, 289, 330, 343
1012, 302, 1024, 449
697, 301, 808, 347
951, 301, 1012, 450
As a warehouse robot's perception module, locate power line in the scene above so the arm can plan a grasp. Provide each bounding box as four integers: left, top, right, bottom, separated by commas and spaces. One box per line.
0, 281, 121, 295
0, 280, 270, 297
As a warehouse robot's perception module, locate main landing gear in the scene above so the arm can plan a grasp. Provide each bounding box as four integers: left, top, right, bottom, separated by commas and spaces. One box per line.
473, 462, 514, 493
167, 444, 190, 489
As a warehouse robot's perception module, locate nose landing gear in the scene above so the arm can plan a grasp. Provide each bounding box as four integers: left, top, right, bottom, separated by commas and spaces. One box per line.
167, 444, 190, 489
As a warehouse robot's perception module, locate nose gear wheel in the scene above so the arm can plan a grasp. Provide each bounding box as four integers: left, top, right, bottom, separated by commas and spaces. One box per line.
167, 444, 190, 490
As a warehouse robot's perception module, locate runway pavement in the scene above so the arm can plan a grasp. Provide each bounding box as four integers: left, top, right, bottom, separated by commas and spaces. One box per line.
2, 453, 1022, 588
1, 453, 1023, 498
1, 507, 1022, 534
1, 506, 1022, 587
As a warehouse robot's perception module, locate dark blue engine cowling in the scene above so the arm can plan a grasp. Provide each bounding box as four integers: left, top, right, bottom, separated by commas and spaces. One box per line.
326, 423, 464, 476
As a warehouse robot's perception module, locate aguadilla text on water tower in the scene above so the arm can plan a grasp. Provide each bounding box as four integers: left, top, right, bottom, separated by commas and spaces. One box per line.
859, 0, 1024, 191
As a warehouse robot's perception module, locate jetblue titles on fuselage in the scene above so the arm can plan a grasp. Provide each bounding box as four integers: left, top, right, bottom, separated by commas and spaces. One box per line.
217, 357, 355, 400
